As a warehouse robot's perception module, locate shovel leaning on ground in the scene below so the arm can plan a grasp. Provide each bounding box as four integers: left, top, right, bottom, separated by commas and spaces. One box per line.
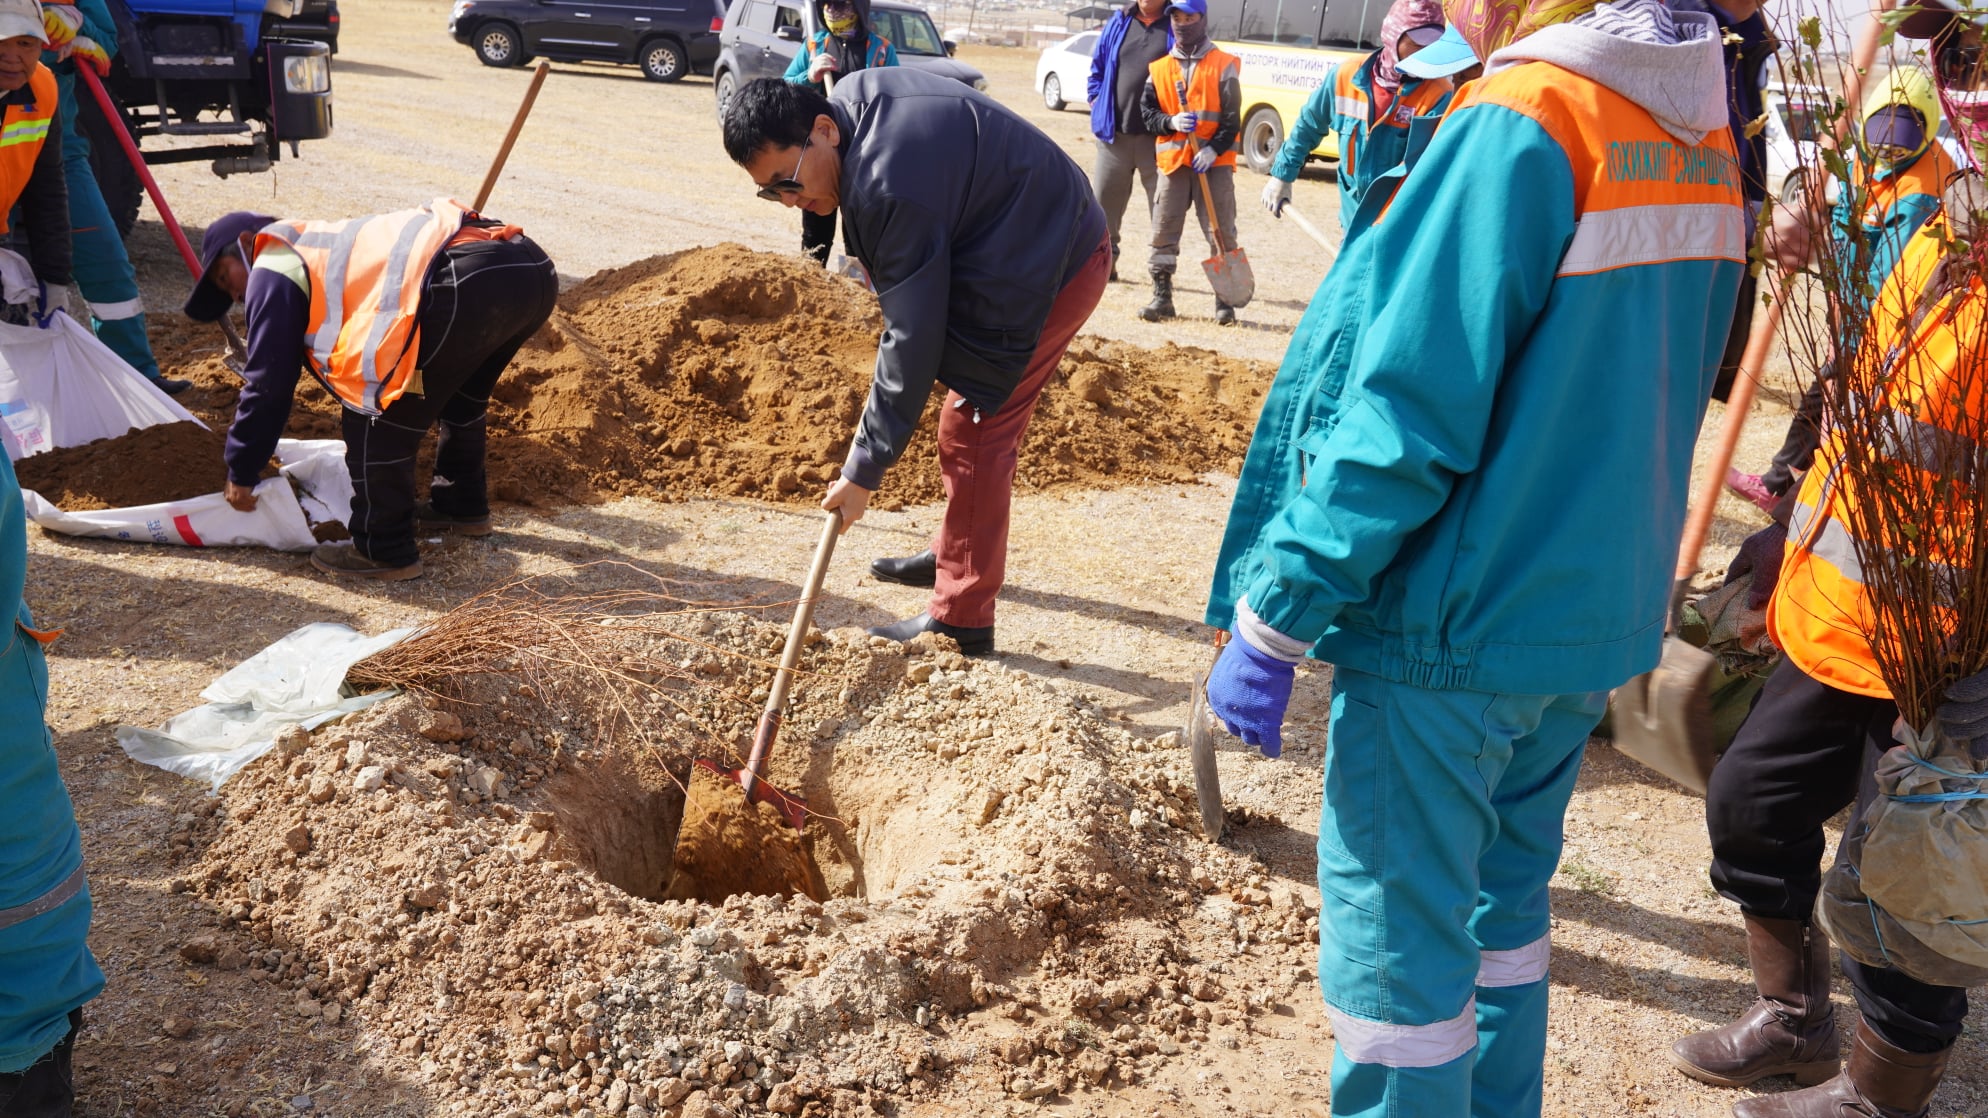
1173, 80, 1253, 309
664, 510, 837, 904
1183, 631, 1228, 843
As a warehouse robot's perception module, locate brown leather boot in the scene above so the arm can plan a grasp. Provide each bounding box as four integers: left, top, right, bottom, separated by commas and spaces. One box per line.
1731, 1020, 1951, 1118
1672, 915, 1839, 1087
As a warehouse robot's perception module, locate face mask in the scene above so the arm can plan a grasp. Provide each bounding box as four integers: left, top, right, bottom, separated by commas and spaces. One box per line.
825, 7, 858, 35
1172, 16, 1206, 50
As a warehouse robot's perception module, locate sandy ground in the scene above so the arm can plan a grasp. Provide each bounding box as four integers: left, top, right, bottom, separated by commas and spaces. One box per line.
32, 3, 1988, 1115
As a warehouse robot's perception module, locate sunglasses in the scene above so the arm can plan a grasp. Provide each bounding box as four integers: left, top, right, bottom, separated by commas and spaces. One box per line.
755, 138, 812, 202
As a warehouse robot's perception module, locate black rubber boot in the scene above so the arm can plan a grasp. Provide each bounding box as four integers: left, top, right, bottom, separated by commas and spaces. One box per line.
1138, 270, 1175, 322
1214, 301, 1236, 326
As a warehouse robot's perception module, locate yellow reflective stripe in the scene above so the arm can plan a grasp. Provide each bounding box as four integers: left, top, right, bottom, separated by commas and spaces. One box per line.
0, 120, 50, 147
252, 241, 311, 296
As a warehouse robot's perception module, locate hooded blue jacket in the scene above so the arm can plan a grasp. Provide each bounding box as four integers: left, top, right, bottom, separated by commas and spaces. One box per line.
1212, 30, 1746, 695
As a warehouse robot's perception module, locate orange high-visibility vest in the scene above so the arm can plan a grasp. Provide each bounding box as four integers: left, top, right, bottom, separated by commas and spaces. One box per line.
1768, 212, 1987, 699
254, 198, 476, 415
1151, 48, 1240, 174
0, 64, 58, 233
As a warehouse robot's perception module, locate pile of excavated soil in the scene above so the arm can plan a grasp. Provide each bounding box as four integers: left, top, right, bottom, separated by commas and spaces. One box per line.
12, 421, 265, 510
155, 244, 1273, 510
172, 614, 1313, 1117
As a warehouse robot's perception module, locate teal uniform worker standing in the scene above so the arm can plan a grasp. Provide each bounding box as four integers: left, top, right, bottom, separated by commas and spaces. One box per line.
1201, 0, 1747, 1111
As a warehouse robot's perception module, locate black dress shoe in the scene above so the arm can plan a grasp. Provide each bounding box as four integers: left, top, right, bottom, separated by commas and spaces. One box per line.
153, 377, 193, 396
867, 612, 994, 656
870, 549, 937, 588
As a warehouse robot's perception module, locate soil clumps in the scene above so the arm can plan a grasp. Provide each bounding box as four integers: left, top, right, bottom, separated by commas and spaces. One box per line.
152, 244, 1272, 511
173, 613, 1312, 1116
13, 421, 268, 510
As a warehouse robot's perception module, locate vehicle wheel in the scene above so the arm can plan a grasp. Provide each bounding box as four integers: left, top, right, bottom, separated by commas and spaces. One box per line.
640, 37, 688, 82
474, 23, 524, 67
1042, 73, 1065, 111
77, 84, 141, 239
1779, 172, 1806, 209
1241, 106, 1283, 176
715, 69, 738, 119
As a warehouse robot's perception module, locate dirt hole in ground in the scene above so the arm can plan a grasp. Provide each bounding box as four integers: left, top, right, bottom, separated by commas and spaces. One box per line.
533, 741, 688, 902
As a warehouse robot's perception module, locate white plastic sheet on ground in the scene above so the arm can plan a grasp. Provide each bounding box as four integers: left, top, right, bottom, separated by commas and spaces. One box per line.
20, 438, 353, 552
116, 622, 416, 792
0, 250, 198, 460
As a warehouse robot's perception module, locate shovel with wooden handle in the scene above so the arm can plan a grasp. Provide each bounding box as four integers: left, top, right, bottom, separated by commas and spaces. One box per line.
1175, 79, 1253, 308
1280, 200, 1339, 265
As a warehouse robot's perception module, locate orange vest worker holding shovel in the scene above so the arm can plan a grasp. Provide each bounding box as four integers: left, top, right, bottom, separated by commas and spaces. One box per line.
1136, 0, 1243, 325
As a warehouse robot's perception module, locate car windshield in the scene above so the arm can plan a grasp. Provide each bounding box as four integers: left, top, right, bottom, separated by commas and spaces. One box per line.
875, 7, 945, 55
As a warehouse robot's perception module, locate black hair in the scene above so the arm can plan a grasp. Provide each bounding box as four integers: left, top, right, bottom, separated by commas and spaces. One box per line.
722, 78, 833, 166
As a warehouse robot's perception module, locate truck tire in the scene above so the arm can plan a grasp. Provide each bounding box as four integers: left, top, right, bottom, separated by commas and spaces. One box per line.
639, 37, 688, 82
76, 84, 142, 239
1241, 106, 1283, 177
474, 22, 526, 67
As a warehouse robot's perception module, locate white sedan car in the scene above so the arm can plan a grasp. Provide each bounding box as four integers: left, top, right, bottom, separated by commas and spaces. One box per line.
1035, 31, 1097, 112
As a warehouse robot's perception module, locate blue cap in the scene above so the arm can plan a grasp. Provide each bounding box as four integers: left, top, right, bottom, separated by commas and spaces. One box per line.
1166, 0, 1207, 16
184, 211, 278, 322
1397, 23, 1478, 80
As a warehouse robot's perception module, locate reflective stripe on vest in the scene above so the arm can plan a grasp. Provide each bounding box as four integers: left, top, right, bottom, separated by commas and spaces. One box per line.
1150, 50, 1240, 174
256, 198, 474, 415
0, 65, 57, 234
1769, 212, 1985, 699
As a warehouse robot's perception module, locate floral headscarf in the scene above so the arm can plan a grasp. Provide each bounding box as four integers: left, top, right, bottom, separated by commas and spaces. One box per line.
1376, 0, 1448, 89
1442, 0, 1596, 62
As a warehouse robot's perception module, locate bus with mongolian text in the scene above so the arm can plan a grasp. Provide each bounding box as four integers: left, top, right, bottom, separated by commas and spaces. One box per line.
1205, 0, 1390, 175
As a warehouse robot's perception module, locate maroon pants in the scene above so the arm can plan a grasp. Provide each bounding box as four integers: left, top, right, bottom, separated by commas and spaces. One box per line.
929, 235, 1110, 628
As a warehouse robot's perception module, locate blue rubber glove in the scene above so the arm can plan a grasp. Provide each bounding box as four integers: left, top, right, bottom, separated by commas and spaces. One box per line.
1191, 146, 1218, 173
1206, 637, 1295, 758
1937, 667, 1988, 759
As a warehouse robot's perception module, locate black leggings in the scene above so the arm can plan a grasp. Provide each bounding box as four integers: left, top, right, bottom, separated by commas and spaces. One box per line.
0, 1008, 81, 1118
1707, 659, 1969, 1052
342, 234, 558, 565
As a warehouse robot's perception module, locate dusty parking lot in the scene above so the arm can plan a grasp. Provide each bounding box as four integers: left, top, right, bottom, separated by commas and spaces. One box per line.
33, 3, 1988, 1116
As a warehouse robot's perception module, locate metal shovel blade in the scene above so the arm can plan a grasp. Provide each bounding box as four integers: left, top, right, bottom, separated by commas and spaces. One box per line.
1203, 247, 1255, 309
1187, 669, 1225, 842
1608, 634, 1719, 795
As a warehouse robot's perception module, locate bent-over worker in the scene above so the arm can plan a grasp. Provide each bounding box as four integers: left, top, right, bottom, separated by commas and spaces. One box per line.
184, 201, 557, 581
722, 71, 1107, 656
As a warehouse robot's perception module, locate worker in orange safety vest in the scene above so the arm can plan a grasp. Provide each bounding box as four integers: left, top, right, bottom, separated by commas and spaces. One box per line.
0, 0, 70, 326
1672, 7, 1988, 1113
182, 200, 557, 581
1135, 0, 1242, 325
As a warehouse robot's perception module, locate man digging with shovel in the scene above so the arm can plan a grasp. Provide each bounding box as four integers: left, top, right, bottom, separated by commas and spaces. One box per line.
722, 71, 1108, 656
1135, 0, 1246, 325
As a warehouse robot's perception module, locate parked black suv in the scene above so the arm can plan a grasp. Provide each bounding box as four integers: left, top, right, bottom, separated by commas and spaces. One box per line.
449, 0, 725, 82
269, 0, 340, 54
712, 0, 984, 116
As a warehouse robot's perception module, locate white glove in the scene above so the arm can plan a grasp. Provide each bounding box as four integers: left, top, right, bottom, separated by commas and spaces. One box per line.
1261, 177, 1292, 216
1170, 110, 1198, 132
808, 53, 838, 81
33, 282, 71, 326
